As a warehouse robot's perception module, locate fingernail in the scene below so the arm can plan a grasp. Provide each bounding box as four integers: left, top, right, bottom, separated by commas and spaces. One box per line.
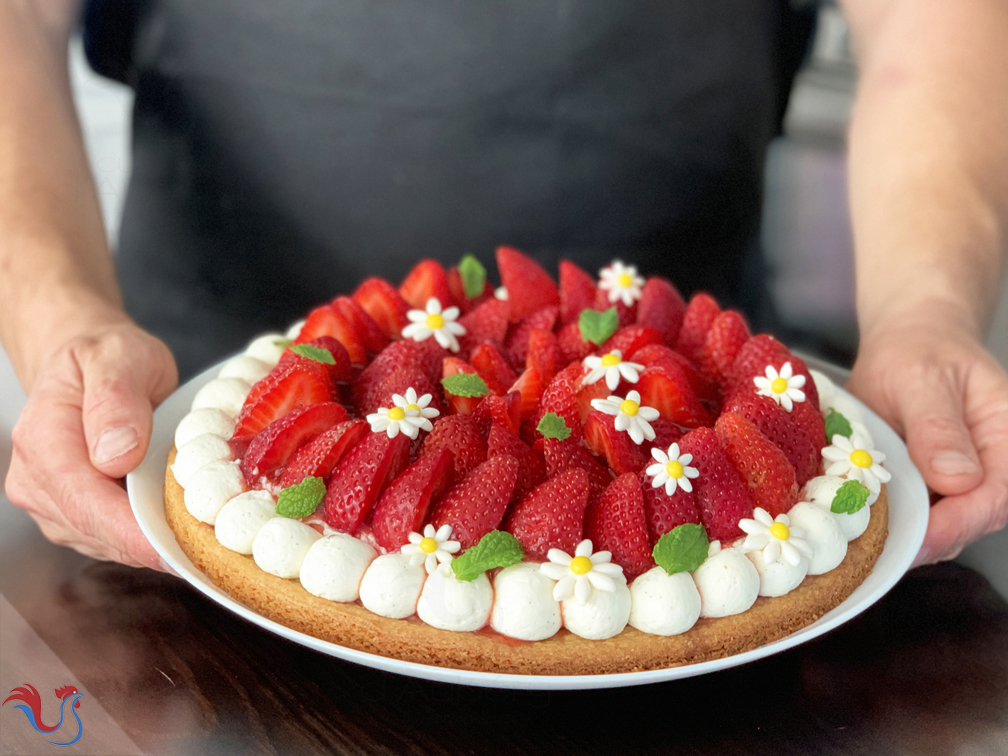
94, 426, 139, 464
930, 450, 980, 476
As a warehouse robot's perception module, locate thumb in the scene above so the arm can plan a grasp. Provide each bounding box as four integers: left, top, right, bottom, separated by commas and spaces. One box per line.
898, 375, 983, 497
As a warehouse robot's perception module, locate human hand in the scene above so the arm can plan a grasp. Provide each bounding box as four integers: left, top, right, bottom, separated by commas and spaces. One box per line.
847, 303, 1008, 565
4, 321, 178, 569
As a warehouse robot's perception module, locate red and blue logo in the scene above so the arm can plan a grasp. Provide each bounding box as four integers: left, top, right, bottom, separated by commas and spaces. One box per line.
2, 683, 84, 747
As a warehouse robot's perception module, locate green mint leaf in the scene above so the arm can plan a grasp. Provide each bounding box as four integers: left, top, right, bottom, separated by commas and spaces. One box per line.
451, 530, 525, 581
275, 476, 326, 519
458, 254, 487, 300
273, 338, 293, 348
831, 479, 870, 514
824, 409, 853, 440
441, 372, 489, 398
653, 523, 709, 575
290, 343, 336, 365
536, 412, 572, 441
578, 307, 619, 346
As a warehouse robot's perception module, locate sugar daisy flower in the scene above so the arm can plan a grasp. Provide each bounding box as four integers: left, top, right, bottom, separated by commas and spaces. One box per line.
366, 387, 439, 439
598, 260, 645, 307
821, 431, 892, 496
582, 349, 644, 391
590, 390, 659, 445
645, 443, 699, 495
739, 508, 813, 567
540, 540, 624, 604
401, 524, 460, 575
753, 362, 806, 411
401, 297, 466, 353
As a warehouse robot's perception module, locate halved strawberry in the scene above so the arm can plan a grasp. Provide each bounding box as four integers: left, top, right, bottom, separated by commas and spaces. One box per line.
715, 411, 798, 518
556, 322, 594, 365
355, 364, 441, 417
677, 427, 754, 542
332, 296, 389, 355
726, 342, 820, 410
458, 297, 510, 357
526, 328, 559, 383
635, 362, 712, 428
558, 259, 597, 326
632, 344, 718, 402
496, 246, 559, 322
278, 420, 369, 488
574, 373, 611, 424
504, 306, 558, 367
638, 468, 702, 546
353, 278, 411, 338
487, 422, 546, 503
650, 417, 686, 451
540, 437, 613, 497
399, 259, 454, 311
242, 402, 349, 480
371, 449, 455, 550
469, 342, 518, 395
601, 326, 663, 361
504, 468, 590, 559
636, 276, 687, 346
509, 365, 546, 419
420, 414, 488, 480
592, 287, 636, 328
232, 361, 333, 447
675, 292, 721, 364
323, 431, 411, 534
530, 363, 583, 443
583, 410, 649, 476
472, 392, 522, 437
277, 336, 352, 385
429, 454, 520, 549
584, 473, 653, 579
700, 310, 751, 387
441, 357, 482, 415
295, 304, 368, 365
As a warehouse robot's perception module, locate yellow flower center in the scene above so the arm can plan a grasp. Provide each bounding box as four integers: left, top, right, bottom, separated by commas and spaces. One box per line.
619, 399, 640, 417
425, 313, 445, 329
617, 272, 633, 288
771, 377, 789, 394
665, 460, 685, 479
405, 404, 421, 413
570, 556, 593, 575
769, 522, 791, 541
387, 406, 406, 421
419, 537, 439, 554
600, 353, 621, 367
850, 449, 874, 468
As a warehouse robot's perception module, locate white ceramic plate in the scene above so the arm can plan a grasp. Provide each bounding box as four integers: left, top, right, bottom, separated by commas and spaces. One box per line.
128, 361, 929, 690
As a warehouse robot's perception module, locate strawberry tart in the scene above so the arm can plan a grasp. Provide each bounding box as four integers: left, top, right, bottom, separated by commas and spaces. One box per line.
163, 248, 888, 675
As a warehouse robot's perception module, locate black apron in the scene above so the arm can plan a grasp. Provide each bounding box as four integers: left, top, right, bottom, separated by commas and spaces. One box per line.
83, 0, 813, 379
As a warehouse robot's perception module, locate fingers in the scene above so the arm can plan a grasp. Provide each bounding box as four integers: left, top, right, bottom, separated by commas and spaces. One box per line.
917, 475, 1008, 564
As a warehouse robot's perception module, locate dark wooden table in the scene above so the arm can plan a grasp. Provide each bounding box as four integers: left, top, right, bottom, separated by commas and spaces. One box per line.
1, 508, 1007, 756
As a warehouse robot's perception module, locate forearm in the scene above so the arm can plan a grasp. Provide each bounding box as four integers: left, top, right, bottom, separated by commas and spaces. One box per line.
0, 0, 126, 390
842, 0, 1008, 340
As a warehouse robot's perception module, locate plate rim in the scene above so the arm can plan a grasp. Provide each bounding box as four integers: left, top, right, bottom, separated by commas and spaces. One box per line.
127, 359, 929, 690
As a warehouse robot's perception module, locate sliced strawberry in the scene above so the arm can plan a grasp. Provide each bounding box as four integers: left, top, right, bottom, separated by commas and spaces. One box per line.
487, 422, 546, 503
530, 362, 583, 443
399, 259, 454, 311
632, 344, 718, 402
447, 265, 493, 314
583, 410, 649, 476
469, 342, 518, 395
458, 297, 510, 357
278, 420, 369, 488
504, 306, 558, 367
574, 374, 611, 424
556, 322, 595, 365
584, 473, 653, 579
371, 449, 456, 550
509, 365, 546, 419
295, 304, 368, 365
442, 356, 482, 415
636, 362, 712, 428
715, 411, 798, 518
593, 287, 636, 328
332, 296, 389, 355
700, 310, 751, 387
637, 469, 702, 546
558, 259, 597, 325
636, 276, 687, 346
677, 427, 754, 542
353, 278, 411, 338
504, 468, 591, 560
323, 431, 411, 534
496, 246, 559, 322
601, 326, 663, 361
242, 402, 349, 480
540, 437, 613, 497
420, 414, 488, 480
722, 392, 822, 486
675, 292, 721, 365
429, 454, 520, 549
277, 336, 352, 385
232, 362, 333, 447
472, 392, 522, 437
526, 328, 559, 383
